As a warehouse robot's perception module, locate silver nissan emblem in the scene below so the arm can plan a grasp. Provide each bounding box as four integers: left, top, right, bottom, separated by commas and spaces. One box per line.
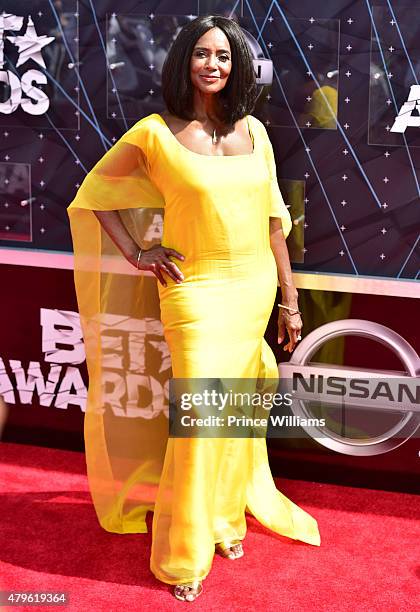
278, 319, 420, 456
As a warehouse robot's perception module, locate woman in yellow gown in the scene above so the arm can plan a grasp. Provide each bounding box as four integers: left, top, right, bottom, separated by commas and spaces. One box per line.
67, 15, 320, 602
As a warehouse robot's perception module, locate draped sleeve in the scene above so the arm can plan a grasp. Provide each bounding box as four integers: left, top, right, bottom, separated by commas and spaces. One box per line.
69, 119, 165, 212
259, 122, 293, 239
67, 116, 170, 535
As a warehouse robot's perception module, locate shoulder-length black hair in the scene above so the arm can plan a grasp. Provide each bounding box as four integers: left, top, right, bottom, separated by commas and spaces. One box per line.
161, 15, 258, 126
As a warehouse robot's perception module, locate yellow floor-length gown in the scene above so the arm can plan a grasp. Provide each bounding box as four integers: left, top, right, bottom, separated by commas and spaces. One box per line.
67, 112, 321, 586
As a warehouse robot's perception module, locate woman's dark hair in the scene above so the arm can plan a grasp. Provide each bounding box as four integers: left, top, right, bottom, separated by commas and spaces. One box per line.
161, 15, 258, 126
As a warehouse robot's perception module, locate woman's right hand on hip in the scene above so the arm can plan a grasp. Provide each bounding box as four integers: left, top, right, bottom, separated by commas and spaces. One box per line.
130, 244, 185, 286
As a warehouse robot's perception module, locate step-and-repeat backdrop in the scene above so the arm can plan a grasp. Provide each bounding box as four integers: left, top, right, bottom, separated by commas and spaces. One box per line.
0, 1, 418, 489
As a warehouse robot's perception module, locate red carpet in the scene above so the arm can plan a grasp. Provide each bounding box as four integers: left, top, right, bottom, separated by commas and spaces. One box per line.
1, 442, 418, 611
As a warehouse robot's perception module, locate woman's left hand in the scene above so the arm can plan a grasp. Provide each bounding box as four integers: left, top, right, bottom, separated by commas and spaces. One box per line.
277, 309, 303, 353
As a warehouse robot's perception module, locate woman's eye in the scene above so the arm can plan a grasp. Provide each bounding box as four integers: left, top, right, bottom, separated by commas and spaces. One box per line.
194, 51, 230, 61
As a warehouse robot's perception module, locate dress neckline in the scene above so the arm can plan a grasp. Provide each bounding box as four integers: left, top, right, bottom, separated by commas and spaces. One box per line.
153, 113, 256, 159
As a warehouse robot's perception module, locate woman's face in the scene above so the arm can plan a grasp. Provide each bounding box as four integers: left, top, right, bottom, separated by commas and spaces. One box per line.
189, 27, 232, 94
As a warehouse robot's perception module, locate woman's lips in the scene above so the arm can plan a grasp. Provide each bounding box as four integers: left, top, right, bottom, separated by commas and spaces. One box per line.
200, 75, 219, 81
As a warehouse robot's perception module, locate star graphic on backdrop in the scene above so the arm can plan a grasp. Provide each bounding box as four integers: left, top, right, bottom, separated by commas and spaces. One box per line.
6, 15, 54, 68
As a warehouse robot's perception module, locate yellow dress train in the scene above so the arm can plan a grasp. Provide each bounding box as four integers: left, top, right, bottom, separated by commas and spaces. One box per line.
67, 112, 320, 586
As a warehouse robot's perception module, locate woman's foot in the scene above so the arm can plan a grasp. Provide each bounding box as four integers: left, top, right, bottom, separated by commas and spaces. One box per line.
173, 580, 203, 602
215, 539, 244, 560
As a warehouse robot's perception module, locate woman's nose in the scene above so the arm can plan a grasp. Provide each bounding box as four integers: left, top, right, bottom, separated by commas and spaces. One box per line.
205, 55, 217, 69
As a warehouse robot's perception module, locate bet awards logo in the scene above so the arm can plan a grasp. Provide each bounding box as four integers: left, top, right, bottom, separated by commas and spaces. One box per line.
0, 12, 54, 115
390, 85, 420, 133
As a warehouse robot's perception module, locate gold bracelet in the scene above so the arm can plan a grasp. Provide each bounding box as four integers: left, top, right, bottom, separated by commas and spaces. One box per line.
136, 248, 143, 269
277, 303, 302, 315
